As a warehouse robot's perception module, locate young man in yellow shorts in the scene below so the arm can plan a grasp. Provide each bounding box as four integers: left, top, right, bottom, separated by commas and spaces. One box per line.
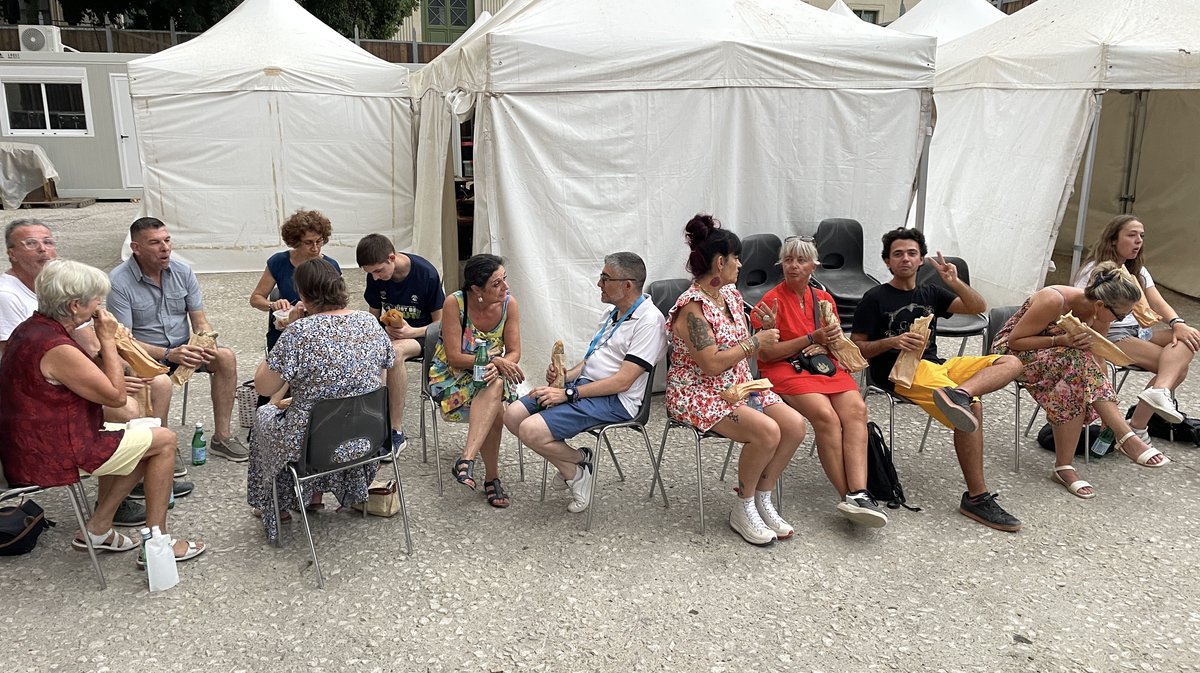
852, 227, 1024, 532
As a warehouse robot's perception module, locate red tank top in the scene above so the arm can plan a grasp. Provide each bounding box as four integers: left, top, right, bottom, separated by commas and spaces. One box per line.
0, 312, 123, 487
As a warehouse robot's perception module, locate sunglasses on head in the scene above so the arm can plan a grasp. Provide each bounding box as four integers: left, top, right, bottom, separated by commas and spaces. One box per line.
785, 235, 815, 243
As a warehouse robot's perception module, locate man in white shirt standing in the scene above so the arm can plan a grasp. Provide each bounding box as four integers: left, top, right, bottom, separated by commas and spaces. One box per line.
503, 252, 667, 513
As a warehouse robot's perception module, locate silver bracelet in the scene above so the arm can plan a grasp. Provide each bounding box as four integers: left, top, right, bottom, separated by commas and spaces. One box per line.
1169, 317, 1186, 326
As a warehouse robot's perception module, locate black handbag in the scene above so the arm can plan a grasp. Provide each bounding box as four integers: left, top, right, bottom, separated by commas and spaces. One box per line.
787, 287, 836, 377
0, 498, 52, 556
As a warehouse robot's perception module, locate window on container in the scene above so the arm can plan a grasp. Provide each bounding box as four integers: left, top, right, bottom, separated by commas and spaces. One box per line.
2, 80, 89, 135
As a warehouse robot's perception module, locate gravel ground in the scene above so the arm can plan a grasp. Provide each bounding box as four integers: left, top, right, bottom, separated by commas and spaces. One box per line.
2, 203, 1199, 673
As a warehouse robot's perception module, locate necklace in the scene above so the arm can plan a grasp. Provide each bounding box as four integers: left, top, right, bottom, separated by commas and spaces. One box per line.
696, 281, 724, 304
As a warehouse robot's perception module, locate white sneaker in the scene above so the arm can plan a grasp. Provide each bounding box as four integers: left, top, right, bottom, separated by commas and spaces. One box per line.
1139, 388, 1183, 424
566, 463, 594, 513
729, 498, 777, 546
754, 491, 795, 539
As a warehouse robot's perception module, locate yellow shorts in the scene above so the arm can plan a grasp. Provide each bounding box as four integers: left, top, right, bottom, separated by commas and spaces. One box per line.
895, 356, 1001, 429
84, 423, 154, 477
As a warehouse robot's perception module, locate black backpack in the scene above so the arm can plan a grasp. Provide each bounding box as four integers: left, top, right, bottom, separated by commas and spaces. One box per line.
866, 422, 920, 511
1126, 405, 1200, 446
1037, 423, 1103, 456
0, 499, 52, 556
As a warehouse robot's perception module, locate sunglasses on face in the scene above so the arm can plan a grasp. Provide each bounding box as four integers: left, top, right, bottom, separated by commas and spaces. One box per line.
1104, 303, 1131, 322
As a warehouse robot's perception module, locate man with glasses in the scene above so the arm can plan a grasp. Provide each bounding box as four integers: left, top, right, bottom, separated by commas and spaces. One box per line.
0, 217, 187, 525
107, 217, 248, 462
503, 252, 667, 513
851, 227, 1025, 532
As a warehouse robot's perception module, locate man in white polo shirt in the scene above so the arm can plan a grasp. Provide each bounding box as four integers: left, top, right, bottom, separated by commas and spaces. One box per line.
503, 252, 667, 514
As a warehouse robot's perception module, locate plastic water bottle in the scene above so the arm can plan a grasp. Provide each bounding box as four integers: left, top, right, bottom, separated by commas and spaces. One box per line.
139, 526, 152, 571
145, 525, 179, 592
168, 484, 175, 510
747, 392, 763, 412
472, 339, 489, 389
1089, 426, 1115, 457
191, 423, 207, 466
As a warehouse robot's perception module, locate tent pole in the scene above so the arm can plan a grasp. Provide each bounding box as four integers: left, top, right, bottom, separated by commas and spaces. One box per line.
1070, 90, 1105, 281
914, 125, 930, 232
1119, 90, 1149, 215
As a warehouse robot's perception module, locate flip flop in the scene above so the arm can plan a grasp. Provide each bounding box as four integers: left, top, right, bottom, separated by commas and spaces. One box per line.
1052, 465, 1095, 500
72, 528, 139, 553
1115, 431, 1171, 468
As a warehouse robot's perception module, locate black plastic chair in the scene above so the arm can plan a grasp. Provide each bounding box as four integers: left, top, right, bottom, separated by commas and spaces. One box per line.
811, 218, 880, 328
271, 386, 413, 588
736, 233, 783, 308
982, 305, 1034, 472
538, 365, 670, 530
915, 256, 989, 356
647, 279, 691, 393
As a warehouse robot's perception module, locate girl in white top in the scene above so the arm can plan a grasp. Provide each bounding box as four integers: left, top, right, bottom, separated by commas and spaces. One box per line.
1074, 215, 1199, 440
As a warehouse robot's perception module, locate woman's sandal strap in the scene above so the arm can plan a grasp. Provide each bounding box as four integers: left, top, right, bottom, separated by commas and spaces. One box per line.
484, 479, 510, 508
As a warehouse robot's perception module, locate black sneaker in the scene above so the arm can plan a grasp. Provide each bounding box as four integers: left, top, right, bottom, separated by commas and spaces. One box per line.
100, 498, 147, 527
836, 490, 888, 528
958, 491, 1022, 532
933, 387, 980, 433
128, 480, 195, 500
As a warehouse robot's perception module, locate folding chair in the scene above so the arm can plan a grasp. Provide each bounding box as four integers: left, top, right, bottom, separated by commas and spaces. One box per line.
982, 306, 1038, 472
538, 365, 670, 530
736, 233, 783, 308
271, 386, 413, 588
419, 322, 524, 495
1, 474, 105, 590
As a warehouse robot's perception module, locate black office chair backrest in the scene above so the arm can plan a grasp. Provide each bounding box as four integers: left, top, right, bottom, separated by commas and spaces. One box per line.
983, 306, 1019, 354
300, 387, 389, 476
815, 218, 866, 272
422, 321, 442, 396
917, 255, 972, 288
632, 364, 657, 426
648, 278, 691, 321
736, 233, 783, 293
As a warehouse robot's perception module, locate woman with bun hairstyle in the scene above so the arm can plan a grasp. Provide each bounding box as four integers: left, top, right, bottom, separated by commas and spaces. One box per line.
665, 214, 806, 546
993, 262, 1170, 500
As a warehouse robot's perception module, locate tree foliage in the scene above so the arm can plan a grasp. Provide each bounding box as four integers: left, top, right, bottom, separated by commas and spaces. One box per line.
58, 0, 420, 40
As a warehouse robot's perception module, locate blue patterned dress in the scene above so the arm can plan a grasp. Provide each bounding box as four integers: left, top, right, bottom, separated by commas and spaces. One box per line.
246, 311, 394, 542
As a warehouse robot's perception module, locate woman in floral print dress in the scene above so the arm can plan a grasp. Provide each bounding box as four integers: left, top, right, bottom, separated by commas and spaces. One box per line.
666, 214, 806, 546
993, 262, 1169, 501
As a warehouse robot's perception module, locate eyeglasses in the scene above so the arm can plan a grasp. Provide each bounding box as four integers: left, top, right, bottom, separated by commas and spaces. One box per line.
298, 238, 325, 248
1105, 303, 1131, 322
599, 274, 634, 283
9, 237, 56, 250
785, 235, 816, 243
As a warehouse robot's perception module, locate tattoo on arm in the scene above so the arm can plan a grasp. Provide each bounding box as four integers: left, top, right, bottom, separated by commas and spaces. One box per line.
687, 313, 715, 351
728, 412, 739, 424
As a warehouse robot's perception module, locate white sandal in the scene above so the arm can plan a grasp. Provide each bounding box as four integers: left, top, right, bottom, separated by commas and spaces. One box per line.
72, 528, 139, 553
1115, 431, 1171, 468
1052, 465, 1095, 499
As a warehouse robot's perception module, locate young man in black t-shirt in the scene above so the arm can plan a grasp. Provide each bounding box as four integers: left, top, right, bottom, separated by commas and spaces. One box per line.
852, 227, 1024, 532
357, 234, 446, 456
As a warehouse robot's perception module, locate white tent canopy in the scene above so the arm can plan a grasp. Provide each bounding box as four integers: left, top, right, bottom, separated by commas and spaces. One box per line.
887, 0, 1004, 45
827, 0, 859, 20
411, 0, 935, 371
128, 0, 415, 272
924, 0, 1200, 304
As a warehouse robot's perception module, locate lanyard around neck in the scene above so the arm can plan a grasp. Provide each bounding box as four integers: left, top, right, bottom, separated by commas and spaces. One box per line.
584, 294, 646, 362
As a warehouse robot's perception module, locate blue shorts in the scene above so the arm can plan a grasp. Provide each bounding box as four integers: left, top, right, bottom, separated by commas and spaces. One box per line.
517, 379, 633, 441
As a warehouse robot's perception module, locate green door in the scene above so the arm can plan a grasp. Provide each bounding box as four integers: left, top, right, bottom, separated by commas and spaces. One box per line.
424, 0, 474, 43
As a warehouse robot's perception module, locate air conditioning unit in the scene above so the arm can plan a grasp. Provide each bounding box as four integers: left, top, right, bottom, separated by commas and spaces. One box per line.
19, 25, 64, 53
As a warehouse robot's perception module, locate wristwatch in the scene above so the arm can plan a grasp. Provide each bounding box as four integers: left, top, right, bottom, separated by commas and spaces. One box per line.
565, 385, 578, 404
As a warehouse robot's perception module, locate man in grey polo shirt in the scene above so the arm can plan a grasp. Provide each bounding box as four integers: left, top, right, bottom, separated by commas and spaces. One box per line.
107, 217, 248, 462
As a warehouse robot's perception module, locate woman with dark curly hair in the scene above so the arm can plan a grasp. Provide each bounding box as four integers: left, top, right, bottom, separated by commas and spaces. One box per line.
249, 209, 342, 350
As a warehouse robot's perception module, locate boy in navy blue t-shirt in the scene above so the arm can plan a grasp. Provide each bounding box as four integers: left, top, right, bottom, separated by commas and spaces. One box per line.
357, 234, 446, 455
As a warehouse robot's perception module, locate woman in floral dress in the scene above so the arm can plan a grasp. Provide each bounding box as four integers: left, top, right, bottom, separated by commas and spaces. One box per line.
247, 258, 394, 543
666, 214, 806, 546
429, 254, 524, 508
993, 262, 1169, 501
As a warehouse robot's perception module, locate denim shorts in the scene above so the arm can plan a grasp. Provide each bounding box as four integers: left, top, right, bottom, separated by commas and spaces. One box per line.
517, 380, 632, 440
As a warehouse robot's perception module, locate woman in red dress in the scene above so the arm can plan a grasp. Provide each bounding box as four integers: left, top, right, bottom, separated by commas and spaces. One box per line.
753, 236, 887, 528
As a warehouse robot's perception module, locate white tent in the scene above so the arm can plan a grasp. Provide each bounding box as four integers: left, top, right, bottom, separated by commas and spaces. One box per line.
127, 0, 415, 272
888, 0, 1004, 45
925, 0, 1200, 304
410, 0, 935, 370
827, 0, 859, 20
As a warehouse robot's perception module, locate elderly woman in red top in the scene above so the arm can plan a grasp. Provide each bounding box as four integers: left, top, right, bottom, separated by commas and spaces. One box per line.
0, 260, 203, 563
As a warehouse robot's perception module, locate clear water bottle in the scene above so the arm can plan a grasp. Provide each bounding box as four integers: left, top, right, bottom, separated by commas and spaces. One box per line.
747, 392, 763, 412
139, 526, 152, 572
168, 484, 175, 510
191, 423, 207, 466
472, 338, 489, 388
1089, 426, 1115, 457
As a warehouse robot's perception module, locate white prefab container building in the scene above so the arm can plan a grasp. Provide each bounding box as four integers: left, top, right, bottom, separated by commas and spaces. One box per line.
127, 0, 416, 273
410, 0, 936, 370
0, 50, 144, 200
